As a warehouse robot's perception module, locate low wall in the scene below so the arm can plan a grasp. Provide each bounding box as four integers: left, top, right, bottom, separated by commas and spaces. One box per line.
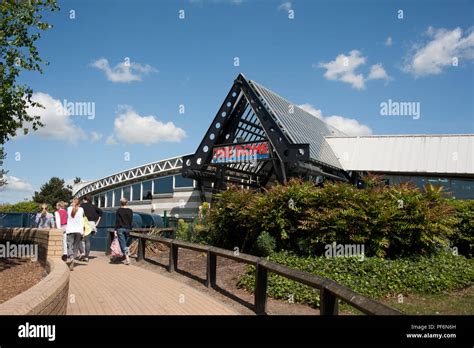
0, 257, 69, 315
0, 227, 64, 263
0, 228, 69, 315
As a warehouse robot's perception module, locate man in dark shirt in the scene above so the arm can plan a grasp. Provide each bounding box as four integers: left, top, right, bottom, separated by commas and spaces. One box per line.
80, 195, 103, 261
115, 198, 133, 265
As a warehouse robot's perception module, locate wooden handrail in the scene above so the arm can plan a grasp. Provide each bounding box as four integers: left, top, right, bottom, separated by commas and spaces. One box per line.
117, 229, 401, 316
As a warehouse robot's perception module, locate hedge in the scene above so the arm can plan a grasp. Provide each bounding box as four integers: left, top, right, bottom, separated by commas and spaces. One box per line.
204, 178, 470, 258
237, 251, 474, 308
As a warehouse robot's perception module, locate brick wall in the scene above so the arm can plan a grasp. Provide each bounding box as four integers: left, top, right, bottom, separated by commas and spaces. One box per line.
0, 228, 69, 315
0, 227, 64, 263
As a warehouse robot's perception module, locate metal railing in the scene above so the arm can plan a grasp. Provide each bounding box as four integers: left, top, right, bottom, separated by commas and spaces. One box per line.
114, 229, 401, 316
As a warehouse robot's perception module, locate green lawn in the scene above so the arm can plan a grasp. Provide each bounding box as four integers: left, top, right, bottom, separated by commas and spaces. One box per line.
380, 286, 474, 315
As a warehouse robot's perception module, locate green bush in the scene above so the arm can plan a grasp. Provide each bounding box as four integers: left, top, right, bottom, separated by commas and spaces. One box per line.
0, 201, 38, 213
203, 178, 459, 258
237, 251, 474, 308
205, 188, 260, 252
176, 219, 191, 241
446, 199, 474, 257
253, 232, 276, 256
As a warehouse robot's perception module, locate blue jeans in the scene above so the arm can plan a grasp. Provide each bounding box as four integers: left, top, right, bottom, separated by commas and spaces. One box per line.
116, 228, 131, 255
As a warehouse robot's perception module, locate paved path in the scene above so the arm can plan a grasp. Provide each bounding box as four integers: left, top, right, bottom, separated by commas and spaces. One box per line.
67, 252, 238, 315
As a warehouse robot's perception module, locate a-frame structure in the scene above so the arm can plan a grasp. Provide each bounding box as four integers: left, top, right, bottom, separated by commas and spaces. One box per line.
182, 74, 349, 201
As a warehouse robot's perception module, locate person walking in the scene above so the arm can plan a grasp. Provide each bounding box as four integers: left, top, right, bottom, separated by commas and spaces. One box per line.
65, 198, 84, 270
114, 198, 133, 265
54, 201, 68, 261
34, 203, 55, 229
80, 195, 103, 262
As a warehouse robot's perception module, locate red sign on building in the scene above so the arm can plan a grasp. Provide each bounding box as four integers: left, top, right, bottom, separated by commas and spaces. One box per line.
211, 141, 270, 164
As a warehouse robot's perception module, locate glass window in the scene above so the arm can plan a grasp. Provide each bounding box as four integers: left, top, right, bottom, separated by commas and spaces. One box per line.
451, 178, 474, 199
106, 191, 113, 208
154, 176, 173, 194
122, 186, 131, 201
142, 181, 152, 200
114, 188, 121, 207
132, 183, 141, 201
99, 194, 105, 208
384, 175, 474, 200
93, 195, 99, 206
174, 174, 194, 188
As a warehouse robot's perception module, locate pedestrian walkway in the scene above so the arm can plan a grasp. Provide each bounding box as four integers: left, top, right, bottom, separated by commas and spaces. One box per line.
66, 252, 238, 315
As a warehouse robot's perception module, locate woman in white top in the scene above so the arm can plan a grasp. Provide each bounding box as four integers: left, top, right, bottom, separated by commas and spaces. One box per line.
65, 198, 84, 270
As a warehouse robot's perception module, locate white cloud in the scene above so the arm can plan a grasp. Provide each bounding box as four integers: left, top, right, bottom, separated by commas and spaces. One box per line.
91, 58, 158, 83
90, 131, 103, 143
0, 176, 35, 204
367, 63, 390, 82
385, 36, 393, 46
317, 50, 391, 90
111, 107, 186, 145
403, 27, 474, 77
299, 103, 373, 136
17, 92, 86, 144
0, 176, 34, 192
278, 2, 292, 11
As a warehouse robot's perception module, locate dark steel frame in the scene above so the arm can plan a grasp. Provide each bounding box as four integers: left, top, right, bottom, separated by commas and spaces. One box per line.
182, 74, 348, 198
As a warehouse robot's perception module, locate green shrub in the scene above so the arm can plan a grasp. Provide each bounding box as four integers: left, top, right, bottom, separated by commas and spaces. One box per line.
446, 199, 474, 257
237, 251, 474, 309
204, 178, 458, 258
176, 219, 191, 241
205, 188, 260, 252
0, 201, 38, 213
253, 232, 276, 256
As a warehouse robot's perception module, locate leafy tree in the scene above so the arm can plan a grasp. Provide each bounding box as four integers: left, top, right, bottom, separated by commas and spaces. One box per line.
0, 0, 59, 145
0, 147, 6, 187
32, 177, 72, 206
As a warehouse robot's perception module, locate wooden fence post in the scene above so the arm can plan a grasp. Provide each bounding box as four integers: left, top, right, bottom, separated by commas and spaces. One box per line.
254, 263, 268, 315
206, 251, 217, 288
320, 288, 339, 315
169, 243, 178, 272
137, 237, 145, 261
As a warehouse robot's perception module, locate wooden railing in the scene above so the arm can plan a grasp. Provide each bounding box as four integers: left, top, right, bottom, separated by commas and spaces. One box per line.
114, 229, 401, 315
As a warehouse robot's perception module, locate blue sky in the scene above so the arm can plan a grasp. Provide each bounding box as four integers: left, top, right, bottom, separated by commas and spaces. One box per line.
2, 0, 473, 203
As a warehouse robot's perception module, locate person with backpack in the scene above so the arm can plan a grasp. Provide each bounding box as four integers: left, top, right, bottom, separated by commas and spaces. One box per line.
65, 198, 84, 270
54, 201, 68, 261
114, 198, 133, 265
80, 195, 103, 262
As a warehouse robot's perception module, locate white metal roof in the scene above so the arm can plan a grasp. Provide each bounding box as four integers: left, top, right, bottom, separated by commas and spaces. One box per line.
325, 135, 474, 175
250, 80, 345, 170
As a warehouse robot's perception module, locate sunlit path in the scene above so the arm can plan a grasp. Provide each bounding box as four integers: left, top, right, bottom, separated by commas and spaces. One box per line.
67, 252, 238, 315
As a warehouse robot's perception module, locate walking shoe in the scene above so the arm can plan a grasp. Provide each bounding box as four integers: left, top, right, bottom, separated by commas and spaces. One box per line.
67, 258, 74, 271
83, 257, 89, 262
124, 256, 130, 265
